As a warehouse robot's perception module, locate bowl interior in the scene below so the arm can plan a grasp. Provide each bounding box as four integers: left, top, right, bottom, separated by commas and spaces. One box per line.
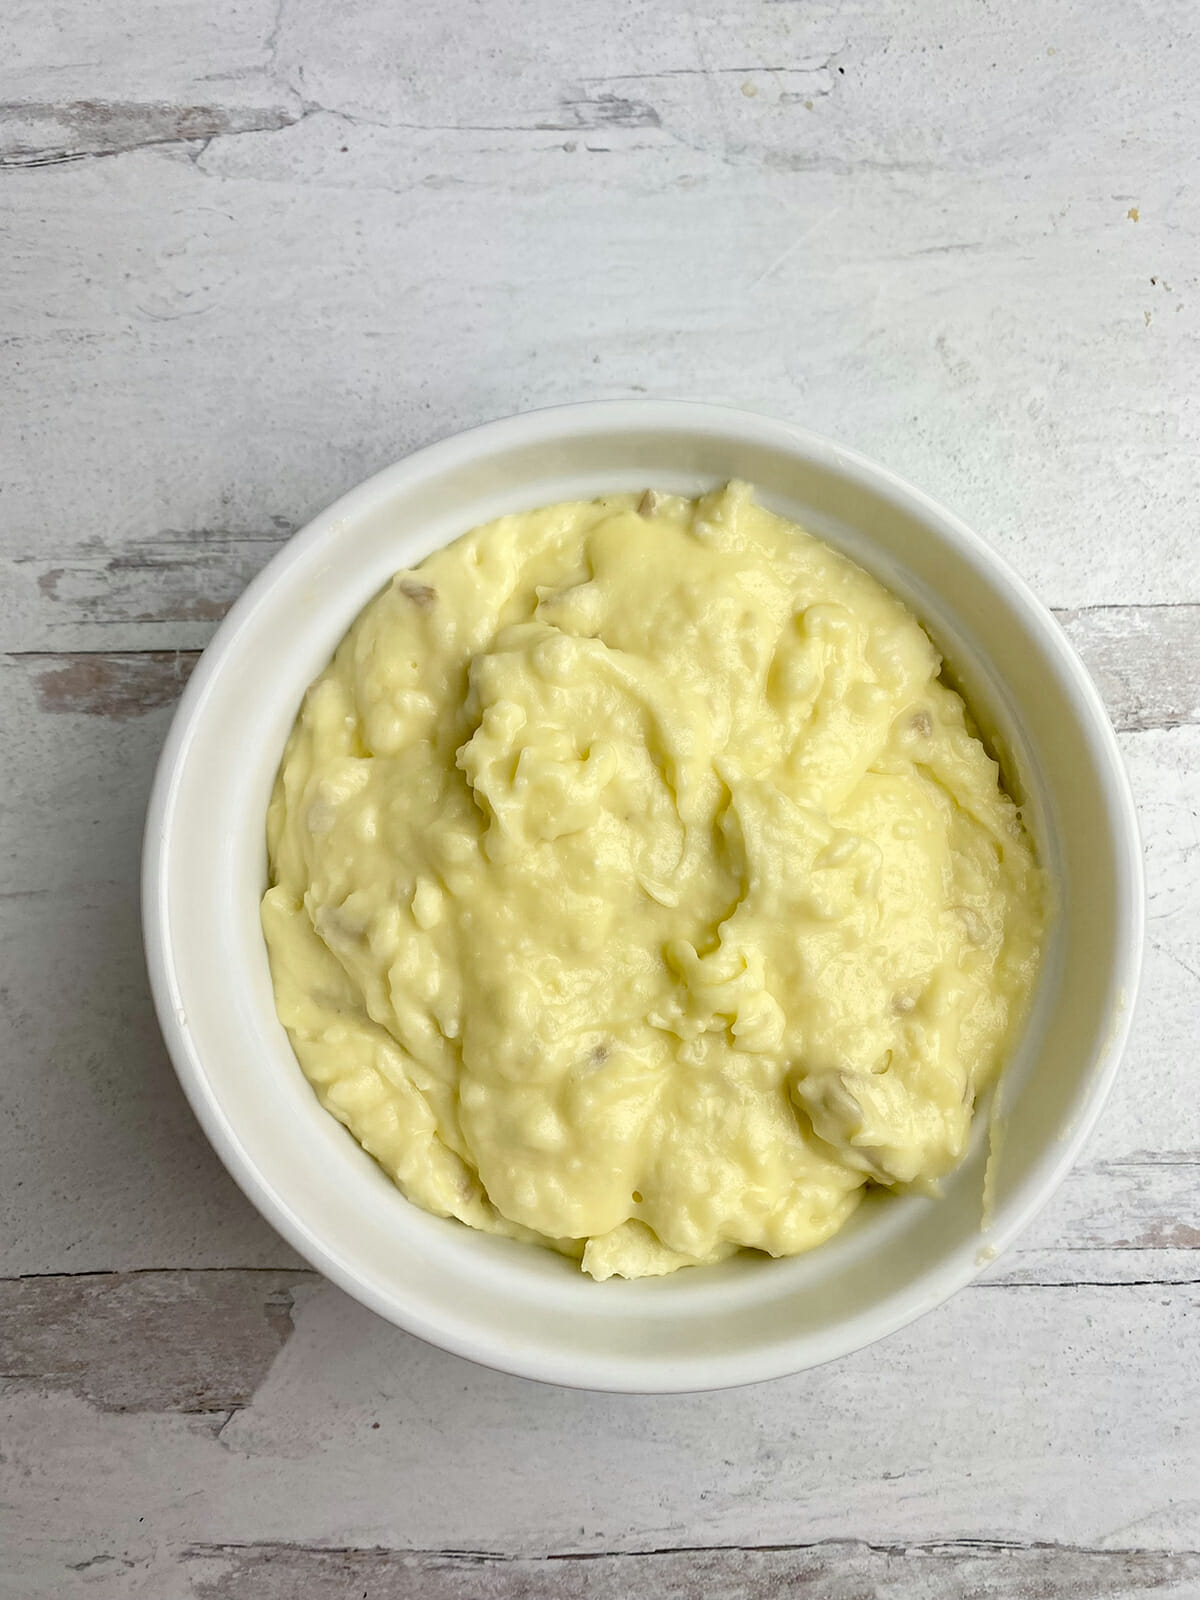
145, 403, 1141, 1390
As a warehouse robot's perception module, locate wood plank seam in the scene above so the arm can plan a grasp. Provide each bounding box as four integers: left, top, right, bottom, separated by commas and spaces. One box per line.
185, 1538, 1200, 1558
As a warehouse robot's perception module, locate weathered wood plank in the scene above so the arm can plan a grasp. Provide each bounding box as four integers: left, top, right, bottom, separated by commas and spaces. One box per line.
20, 649, 199, 718
0, 1271, 310, 1414
2, 3, 1196, 623
12, 1541, 1200, 1600
2, 1154, 1196, 1416
0, 102, 300, 168
4, 531, 288, 651
985, 1159, 1200, 1269
175, 1541, 1200, 1600
3, 0, 281, 111
2, 1281, 1197, 1562
1057, 608, 1200, 735
989, 1250, 1200, 1287
3, 1222, 1197, 1424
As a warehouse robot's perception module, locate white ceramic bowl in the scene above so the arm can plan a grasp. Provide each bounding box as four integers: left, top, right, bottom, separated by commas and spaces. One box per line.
143, 401, 1143, 1392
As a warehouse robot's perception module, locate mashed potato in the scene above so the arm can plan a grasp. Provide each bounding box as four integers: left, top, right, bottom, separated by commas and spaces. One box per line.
262, 483, 1044, 1279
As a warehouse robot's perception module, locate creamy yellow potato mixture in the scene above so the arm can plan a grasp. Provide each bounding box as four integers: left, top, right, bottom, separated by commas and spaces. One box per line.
263, 483, 1044, 1280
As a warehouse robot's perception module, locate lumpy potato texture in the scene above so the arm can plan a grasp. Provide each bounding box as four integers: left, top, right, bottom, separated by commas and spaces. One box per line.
262, 483, 1044, 1279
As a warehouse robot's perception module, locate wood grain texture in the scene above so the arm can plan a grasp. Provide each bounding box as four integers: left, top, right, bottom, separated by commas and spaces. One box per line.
3, 1279, 1199, 1579
1057, 608, 1200, 734
5, 1259, 1200, 1415
0, 1271, 308, 1413
11, 1542, 1200, 1600
23, 649, 198, 718
0, 101, 300, 168
145, 1542, 1200, 1600
7, 529, 288, 648
2, 1, 1197, 622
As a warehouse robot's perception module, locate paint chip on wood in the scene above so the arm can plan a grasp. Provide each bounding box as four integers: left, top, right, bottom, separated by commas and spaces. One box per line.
28, 651, 199, 719
0, 1270, 313, 1414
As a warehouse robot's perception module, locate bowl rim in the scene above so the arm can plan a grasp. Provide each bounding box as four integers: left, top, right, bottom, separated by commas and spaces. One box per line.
142, 398, 1145, 1392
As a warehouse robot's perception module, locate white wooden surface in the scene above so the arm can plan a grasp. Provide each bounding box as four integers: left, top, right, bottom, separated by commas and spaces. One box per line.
2, 2, 1198, 1595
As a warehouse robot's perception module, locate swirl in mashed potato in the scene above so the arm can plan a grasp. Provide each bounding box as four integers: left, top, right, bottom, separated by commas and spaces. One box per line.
262, 482, 1044, 1279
